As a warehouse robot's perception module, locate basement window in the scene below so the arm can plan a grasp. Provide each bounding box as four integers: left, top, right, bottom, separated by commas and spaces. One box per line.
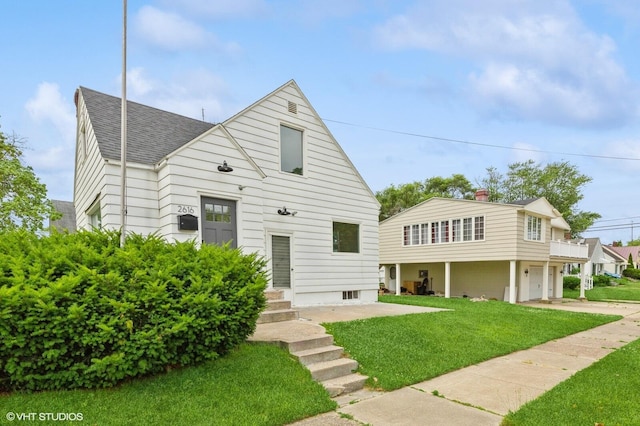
342, 290, 359, 300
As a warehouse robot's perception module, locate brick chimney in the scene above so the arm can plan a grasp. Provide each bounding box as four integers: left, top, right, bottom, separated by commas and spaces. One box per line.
475, 189, 489, 202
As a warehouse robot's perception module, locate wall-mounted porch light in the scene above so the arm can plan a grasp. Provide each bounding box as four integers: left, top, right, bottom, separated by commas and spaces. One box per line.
524, 269, 529, 277
278, 207, 297, 216
217, 161, 233, 172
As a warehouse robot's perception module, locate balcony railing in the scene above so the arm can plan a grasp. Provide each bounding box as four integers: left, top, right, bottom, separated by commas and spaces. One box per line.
550, 240, 588, 259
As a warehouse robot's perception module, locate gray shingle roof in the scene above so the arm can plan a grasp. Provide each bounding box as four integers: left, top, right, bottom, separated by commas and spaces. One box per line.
49, 200, 76, 232
79, 87, 216, 164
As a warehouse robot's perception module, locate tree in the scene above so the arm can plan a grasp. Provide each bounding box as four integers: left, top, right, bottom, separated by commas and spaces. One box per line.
628, 239, 640, 246
629, 253, 635, 269
0, 125, 59, 232
376, 174, 475, 221
477, 160, 600, 237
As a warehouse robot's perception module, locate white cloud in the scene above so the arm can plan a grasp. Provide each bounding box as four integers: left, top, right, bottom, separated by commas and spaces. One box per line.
117, 67, 232, 123
23, 82, 77, 196
373, 0, 639, 127
134, 5, 240, 53
25, 82, 76, 142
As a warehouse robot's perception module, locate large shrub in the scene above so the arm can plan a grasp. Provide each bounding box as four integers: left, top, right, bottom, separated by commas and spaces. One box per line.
0, 230, 267, 392
563, 276, 581, 290
592, 274, 611, 287
623, 268, 640, 280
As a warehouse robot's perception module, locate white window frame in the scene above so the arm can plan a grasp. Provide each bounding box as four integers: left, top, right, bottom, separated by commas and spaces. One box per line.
474, 216, 485, 241
280, 123, 304, 176
332, 220, 360, 253
86, 197, 102, 230
525, 214, 543, 241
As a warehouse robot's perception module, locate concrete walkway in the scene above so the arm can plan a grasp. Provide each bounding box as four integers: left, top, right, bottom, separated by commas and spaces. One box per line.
271, 299, 640, 426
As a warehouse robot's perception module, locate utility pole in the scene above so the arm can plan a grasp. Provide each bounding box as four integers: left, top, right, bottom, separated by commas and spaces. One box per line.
120, 0, 128, 247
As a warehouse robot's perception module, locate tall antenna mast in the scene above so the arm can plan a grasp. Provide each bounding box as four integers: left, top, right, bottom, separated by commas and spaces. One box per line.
120, 0, 128, 247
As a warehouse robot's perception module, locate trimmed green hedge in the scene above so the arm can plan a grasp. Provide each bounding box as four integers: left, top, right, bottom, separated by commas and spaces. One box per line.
592, 274, 611, 287
623, 268, 640, 279
563, 276, 581, 290
0, 230, 267, 392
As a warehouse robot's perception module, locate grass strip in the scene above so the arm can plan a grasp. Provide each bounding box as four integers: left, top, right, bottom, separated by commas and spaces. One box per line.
324, 296, 620, 391
565, 278, 640, 301
1, 343, 336, 426
502, 337, 640, 425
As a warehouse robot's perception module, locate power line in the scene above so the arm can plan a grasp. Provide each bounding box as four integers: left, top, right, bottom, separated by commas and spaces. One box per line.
323, 118, 640, 162
592, 215, 640, 223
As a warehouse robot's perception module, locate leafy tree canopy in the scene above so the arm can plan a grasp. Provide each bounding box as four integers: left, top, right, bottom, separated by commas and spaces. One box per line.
477, 160, 600, 237
0, 125, 59, 232
627, 239, 640, 247
376, 174, 475, 221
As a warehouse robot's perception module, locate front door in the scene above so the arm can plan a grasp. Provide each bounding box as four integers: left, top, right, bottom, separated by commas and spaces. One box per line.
529, 267, 543, 299
201, 197, 237, 248
271, 235, 291, 288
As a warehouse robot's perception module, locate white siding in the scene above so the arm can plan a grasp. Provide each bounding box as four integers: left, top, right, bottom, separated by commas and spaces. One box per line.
74, 81, 380, 306
223, 82, 379, 305
74, 96, 106, 230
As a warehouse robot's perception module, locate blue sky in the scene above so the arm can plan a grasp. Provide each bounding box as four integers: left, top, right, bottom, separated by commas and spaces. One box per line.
2, 0, 640, 244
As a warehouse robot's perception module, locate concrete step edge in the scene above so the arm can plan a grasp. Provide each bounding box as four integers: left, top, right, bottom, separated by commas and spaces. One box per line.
292, 345, 344, 365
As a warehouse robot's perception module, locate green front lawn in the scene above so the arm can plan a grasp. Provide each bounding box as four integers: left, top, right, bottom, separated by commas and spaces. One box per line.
502, 337, 640, 425
1, 343, 335, 426
564, 277, 640, 301
324, 296, 620, 390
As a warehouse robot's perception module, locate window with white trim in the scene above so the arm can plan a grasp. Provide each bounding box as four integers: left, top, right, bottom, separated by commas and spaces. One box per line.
88, 205, 101, 229
463, 217, 473, 241
526, 215, 542, 241
421, 223, 429, 244
402, 215, 485, 245
280, 124, 303, 175
452, 219, 461, 242
333, 221, 359, 253
431, 221, 440, 244
441, 220, 449, 243
474, 216, 485, 240
411, 224, 420, 245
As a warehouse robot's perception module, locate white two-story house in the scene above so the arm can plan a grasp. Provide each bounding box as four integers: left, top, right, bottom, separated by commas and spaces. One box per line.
379, 190, 589, 303
73, 80, 380, 306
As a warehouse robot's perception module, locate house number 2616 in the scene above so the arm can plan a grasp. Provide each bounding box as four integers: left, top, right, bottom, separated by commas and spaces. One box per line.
178, 205, 195, 214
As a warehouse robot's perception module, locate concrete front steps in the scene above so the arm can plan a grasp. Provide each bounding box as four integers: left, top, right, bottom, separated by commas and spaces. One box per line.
257, 289, 299, 324
285, 334, 368, 397
254, 290, 368, 397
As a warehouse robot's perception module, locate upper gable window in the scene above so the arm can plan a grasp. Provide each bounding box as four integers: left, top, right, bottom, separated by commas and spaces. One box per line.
526, 215, 543, 241
280, 125, 303, 175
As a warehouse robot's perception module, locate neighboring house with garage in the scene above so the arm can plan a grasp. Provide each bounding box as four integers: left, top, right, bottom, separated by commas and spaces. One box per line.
379, 190, 589, 303
73, 80, 380, 306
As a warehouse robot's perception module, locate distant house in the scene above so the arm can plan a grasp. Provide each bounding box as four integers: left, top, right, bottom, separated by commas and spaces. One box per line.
609, 245, 640, 270
379, 190, 589, 303
576, 238, 605, 276
73, 80, 380, 306
49, 200, 76, 232
602, 245, 628, 276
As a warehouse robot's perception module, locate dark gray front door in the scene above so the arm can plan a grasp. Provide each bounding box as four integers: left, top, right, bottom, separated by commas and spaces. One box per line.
201, 197, 237, 248
272, 235, 291, 288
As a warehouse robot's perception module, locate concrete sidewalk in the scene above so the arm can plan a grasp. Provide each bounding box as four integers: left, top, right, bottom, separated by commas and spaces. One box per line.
285, 300, 640, 426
